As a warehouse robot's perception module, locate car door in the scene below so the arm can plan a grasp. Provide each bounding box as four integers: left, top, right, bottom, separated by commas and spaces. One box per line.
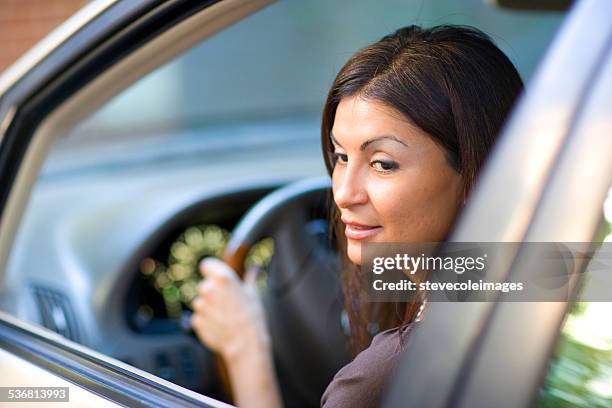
384, 0, 612, 407
0, 0, 271, 406
0, 0, 598, 407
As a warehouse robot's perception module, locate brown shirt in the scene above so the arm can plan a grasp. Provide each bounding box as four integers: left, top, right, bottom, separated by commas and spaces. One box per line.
320, 325, 412, 408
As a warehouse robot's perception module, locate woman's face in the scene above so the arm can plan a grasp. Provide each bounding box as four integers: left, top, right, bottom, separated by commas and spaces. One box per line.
331, 96, 464, 265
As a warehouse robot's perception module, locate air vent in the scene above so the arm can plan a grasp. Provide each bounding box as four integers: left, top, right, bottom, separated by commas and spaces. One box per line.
30, 284, 81, 343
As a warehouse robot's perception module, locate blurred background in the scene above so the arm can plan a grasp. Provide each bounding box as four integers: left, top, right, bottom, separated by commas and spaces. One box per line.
4, 0, 566, 177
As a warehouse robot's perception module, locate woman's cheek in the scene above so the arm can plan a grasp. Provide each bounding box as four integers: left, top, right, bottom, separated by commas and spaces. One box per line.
371, 173, 430, 242
368, 178, 406, 228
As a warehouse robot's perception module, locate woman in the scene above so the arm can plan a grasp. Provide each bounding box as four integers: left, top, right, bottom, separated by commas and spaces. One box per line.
190, 25, 523, 408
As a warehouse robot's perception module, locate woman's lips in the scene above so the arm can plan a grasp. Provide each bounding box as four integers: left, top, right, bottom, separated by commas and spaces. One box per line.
344, 223, 383, 240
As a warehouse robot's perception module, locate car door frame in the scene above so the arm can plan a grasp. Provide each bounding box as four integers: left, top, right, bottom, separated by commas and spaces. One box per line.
0, 310, 232, 407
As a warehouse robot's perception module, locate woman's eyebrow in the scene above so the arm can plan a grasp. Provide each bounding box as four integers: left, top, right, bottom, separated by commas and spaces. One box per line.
359, 135, 408, 151
331, 132, 408, 150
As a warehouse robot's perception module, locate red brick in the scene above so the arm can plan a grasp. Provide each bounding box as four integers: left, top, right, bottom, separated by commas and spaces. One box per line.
0, 0, 86, 72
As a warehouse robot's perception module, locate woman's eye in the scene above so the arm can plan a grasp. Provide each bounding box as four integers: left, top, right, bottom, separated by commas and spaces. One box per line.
333, 152, 348, 164
371, 160, 398, 172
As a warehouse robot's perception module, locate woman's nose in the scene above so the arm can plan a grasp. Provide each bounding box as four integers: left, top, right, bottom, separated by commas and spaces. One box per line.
333, 167, 368, 209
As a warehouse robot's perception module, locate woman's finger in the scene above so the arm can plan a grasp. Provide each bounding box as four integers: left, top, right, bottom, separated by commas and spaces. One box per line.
190, 312, 205, 331
244, 265, 260, 285
192, 295, 206, 314
197, 280, 215, 299
243, 265, 261, 296
199, 257, 239, 283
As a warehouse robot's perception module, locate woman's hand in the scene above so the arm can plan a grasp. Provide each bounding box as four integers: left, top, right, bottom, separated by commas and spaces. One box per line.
190, 257, 269, 361
190, 258, 282, 408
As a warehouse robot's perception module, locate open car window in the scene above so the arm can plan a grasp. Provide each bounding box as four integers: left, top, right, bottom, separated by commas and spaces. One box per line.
4, 0, 599, 407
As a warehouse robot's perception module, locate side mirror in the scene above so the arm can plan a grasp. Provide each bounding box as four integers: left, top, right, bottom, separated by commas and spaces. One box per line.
487, 0, 573, 11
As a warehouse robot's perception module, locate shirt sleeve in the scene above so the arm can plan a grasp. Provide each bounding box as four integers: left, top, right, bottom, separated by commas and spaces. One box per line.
320, 327, 405, 408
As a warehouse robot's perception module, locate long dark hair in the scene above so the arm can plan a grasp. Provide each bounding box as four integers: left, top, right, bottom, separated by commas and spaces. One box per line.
321, 25, 523, 354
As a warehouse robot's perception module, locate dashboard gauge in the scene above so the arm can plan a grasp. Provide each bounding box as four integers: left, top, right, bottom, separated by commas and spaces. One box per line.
137, 224, 274, 322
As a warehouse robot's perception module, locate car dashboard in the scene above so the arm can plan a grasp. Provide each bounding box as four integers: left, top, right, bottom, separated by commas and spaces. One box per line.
1, 139, 349, 405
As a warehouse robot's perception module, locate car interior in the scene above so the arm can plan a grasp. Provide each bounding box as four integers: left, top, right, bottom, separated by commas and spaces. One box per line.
0, 0, 610, 407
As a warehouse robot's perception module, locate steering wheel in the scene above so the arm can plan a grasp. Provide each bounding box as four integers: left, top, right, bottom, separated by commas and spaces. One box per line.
223, 177, 332, 276
216, 176, 350, 405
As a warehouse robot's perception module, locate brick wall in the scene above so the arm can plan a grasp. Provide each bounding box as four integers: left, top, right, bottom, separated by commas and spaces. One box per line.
0, 0, 87, 73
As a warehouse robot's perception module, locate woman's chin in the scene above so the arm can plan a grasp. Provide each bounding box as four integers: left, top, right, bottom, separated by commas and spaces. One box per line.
346, 240, 362, 265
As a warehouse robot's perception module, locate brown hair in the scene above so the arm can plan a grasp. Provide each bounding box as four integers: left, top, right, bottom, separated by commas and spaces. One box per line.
321, 25, 523, 354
